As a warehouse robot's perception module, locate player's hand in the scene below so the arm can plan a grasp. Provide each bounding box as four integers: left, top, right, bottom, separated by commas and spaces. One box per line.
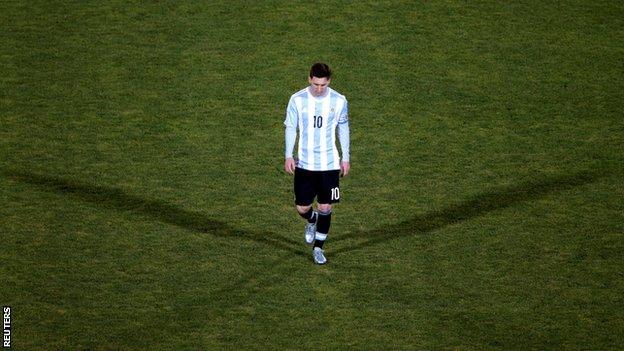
284, 158, 296, 175
340, 161, 350, 177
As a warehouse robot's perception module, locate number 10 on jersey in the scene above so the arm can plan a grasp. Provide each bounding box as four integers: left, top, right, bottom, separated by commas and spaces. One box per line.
313, 115, 323, 128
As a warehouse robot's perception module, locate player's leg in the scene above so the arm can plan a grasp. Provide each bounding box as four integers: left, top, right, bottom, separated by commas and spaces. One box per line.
298, 204, 318, 245
294, 168, 318, 244
312, 203, 331, 265
296, 204, 317, 222
311, 170, 340, 264
314, 203, 332, 248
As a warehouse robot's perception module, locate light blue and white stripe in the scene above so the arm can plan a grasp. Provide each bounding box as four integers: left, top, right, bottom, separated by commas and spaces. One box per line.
284, 87, 350, 171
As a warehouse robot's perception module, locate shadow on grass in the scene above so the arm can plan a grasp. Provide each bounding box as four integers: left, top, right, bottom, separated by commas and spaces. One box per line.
331, 170, 603, 255
5, 169, 603, 259
4, 168, 604, 307
5, 170, 307, 258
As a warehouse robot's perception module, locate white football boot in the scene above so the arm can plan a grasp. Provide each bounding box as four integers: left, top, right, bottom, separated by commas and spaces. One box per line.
312, 247, 327, 265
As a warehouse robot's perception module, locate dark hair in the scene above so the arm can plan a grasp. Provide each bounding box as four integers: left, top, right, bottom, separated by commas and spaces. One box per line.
309, 62, 332, 79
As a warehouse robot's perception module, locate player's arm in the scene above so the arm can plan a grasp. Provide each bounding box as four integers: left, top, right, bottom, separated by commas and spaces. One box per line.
284, 97, 298, 175
284, 127, 296, 174
337, 102, 350, 177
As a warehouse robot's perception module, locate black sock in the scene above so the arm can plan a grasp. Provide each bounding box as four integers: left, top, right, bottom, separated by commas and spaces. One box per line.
299, 208, 317, 224
314, 239, 325, 249
314, 210, 331, 249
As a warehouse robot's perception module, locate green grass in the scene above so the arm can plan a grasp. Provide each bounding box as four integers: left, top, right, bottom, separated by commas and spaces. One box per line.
1, 1, 623, 349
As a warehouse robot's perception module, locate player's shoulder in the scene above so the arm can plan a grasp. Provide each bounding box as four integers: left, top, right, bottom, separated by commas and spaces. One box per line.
329, 88, 348, 103
329, 88, 347, 101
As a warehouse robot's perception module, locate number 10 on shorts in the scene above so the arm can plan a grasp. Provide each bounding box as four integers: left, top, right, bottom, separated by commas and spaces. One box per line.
331, 187, 340, 201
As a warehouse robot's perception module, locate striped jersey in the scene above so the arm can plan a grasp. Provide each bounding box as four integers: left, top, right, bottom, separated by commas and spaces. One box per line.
284, 87, 349, 171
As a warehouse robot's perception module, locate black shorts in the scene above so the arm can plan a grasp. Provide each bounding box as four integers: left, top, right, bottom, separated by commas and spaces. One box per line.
294, 168, 341, 206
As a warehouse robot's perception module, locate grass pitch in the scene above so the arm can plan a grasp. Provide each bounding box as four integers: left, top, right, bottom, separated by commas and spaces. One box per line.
1, 1, 623, 350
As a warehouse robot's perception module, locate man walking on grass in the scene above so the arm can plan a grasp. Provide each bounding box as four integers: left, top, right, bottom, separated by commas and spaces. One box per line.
284, 62, 351, 265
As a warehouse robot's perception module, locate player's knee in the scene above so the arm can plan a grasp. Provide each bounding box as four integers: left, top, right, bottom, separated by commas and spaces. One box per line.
317, 204, 332, 213
296, 204, 312, 214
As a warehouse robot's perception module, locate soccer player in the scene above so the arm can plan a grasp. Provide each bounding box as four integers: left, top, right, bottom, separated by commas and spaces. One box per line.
284, 62, 350, 265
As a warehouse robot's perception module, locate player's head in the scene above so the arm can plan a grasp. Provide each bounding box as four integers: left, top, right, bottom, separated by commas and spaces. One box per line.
308, 62, 331, 97
309, 62, 332, 79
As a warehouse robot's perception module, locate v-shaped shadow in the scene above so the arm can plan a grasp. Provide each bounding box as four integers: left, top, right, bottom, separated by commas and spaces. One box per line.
331, 169, 602, 255
5, 169, 603, 259
5, 170, 308, 258
4, 168, 604, 307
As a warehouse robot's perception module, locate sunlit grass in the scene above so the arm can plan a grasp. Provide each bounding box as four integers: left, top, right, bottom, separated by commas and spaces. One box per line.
1, 1, 623, 349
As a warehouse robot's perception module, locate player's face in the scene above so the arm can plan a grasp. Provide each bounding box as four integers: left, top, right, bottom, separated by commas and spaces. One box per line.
309, 76, 330, 97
